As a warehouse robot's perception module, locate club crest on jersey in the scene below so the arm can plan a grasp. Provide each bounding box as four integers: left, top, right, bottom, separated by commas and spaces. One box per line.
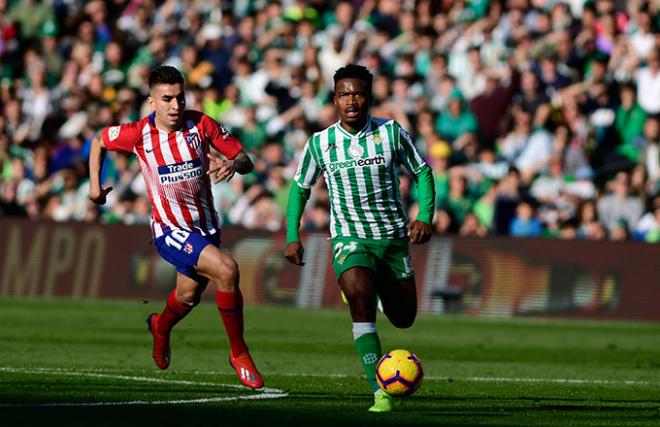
108, 126, 120, 141
185, 132, 201, 150
367, 135, 382, 145
348, 140, 364, 159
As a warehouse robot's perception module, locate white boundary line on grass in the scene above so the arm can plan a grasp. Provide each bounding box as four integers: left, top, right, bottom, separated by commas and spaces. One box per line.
442, 376, 651, 386
0, 367, 288, 408
263, 373, 653, 386
6, 366, 652, 386
147, 369, 651, 386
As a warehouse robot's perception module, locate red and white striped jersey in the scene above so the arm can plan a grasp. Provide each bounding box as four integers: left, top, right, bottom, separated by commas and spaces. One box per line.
102, 110, 242, 238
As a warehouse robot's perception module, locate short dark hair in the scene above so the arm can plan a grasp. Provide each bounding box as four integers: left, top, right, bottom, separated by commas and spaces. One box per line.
333, 64, 373, 93
149, 65, 184, 88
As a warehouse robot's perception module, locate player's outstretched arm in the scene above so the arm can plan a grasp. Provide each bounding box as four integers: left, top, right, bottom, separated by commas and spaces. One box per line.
88, 133, 113, 205
284, 182, 311, 266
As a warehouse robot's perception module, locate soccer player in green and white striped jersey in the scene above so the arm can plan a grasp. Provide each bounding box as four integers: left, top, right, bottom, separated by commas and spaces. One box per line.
285, 64, 435, 412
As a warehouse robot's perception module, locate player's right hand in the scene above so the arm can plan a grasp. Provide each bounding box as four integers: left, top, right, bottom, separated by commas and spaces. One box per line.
284, 241, 305, 266
88, 186, 113, 205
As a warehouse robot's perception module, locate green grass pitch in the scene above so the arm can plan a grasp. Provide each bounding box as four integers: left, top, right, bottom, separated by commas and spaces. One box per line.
1, 297, 659, 426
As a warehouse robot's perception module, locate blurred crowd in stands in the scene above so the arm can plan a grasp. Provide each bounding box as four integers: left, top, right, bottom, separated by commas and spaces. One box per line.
1, 0, 660, 243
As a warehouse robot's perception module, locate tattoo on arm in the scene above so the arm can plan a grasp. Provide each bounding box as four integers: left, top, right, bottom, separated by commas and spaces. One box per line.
233, 151, 254, 174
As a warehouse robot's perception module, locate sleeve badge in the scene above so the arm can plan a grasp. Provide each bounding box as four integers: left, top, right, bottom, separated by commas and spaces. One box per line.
108, 126, 121, 141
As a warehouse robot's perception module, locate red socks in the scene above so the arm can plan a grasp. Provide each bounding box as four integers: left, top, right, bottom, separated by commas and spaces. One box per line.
216, 290, 248, 357
156, 288, 248, 358
157, 290, 193, 335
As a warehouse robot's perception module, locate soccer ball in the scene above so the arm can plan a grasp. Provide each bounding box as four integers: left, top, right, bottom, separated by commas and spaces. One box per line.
375, 349, 424, 397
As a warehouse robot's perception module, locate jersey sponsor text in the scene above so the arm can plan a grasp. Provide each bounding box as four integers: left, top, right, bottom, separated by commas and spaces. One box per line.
158, 159, 203, 184
328, 155, 386, 173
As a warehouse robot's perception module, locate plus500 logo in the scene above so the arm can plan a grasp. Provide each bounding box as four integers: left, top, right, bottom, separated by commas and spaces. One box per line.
158, 159, 203, 184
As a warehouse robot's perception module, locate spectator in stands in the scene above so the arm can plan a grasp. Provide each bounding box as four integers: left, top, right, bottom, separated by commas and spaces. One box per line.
597, 171, 644, 235
615, 83, 646, 149
236, 105, 267, 153
499, 108, 532, 166
304, 199, 331, 232
576, 199, 599, 239
6, 0, 54, 41
435, 89, 478, 145
513, 70, 549, 119
493, 168, 523, 235
471, 70, 520, 149
509, 200, 542, 237
636, 48, 660, 115
228, 184, 282, 232
433, 209, 455, 235
0, 176, 27, 217
641, 117, 660, 188
459, 212, 488, 237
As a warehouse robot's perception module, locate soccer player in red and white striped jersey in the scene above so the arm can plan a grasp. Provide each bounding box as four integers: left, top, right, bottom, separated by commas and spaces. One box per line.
88, 66, 263, 389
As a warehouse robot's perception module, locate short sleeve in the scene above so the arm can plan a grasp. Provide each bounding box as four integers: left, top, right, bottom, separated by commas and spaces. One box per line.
102, 122, 142, 152
293, 138, 321, 189
202, 114, 243, 159
395, 122, 427, 176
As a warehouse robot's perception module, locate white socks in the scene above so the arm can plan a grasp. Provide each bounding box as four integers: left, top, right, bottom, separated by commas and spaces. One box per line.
352, 322, 377, 340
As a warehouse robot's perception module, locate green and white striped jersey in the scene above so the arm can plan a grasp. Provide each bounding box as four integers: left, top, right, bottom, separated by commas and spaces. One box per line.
293, 117, 428, 240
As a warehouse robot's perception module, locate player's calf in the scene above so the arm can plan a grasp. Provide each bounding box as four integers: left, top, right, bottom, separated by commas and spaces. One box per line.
377, 277, 417, 328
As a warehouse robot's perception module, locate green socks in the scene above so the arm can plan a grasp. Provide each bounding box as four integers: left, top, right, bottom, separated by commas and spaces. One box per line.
353, 322, 382, 393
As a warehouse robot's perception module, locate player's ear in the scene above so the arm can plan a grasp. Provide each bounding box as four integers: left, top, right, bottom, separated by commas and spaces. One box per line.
147, 95, 155, 110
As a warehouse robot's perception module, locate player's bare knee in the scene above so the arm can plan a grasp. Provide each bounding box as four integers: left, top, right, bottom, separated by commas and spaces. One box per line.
391, 314, 416, 329
344, 284, 375, 304
222, 256, 240, 283
214, 255, 240, 290
177, 289, 201, 308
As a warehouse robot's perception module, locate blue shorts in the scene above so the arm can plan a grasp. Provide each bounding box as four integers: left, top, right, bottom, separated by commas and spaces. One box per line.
154, 229, 220, 282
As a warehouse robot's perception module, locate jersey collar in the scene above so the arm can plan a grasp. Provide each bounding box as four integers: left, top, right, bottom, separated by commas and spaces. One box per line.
148, 111, 186, 133
335, 116, 372, 140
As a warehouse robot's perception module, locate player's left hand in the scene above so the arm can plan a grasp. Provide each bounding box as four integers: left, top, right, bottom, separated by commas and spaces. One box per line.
207, 153, 236, 183
408, 220, 432, 245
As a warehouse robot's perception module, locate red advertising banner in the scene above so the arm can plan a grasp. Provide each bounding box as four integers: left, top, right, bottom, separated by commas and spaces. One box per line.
1, 219, 658, 321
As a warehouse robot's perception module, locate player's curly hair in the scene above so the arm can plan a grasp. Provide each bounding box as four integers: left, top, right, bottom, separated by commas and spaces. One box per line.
333, 64, 373, 93
149, 65, 184, 88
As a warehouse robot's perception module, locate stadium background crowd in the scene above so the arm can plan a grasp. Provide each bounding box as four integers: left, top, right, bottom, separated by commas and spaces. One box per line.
1, 0, 659, 243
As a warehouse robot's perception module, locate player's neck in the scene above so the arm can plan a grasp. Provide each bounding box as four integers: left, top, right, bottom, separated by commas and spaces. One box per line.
153, 116, 183, 133
339, 117, 369, 135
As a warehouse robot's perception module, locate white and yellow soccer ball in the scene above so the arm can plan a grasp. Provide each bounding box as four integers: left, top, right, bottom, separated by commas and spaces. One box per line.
375, 349, 424, 397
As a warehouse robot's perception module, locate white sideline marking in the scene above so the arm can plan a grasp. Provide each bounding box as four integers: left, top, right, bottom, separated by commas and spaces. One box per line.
1, 366, 652, 390
170, 369, 653, 386
440, 376, 652, 386
244, 372, 653, 386
0, 367, 287, 407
